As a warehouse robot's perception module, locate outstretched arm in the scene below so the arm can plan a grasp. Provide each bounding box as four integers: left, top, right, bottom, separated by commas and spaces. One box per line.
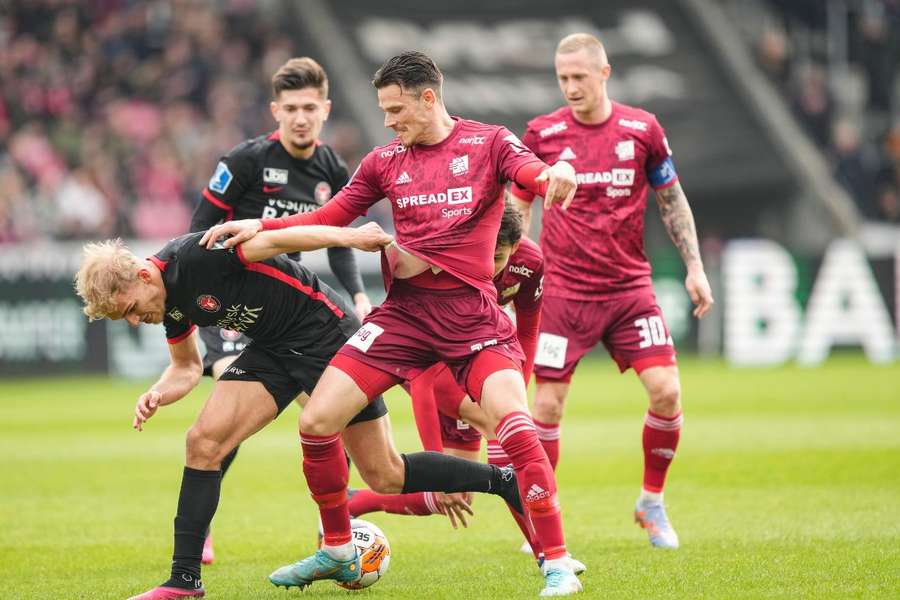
237, 222, 393, 263
654, 182, 714, 318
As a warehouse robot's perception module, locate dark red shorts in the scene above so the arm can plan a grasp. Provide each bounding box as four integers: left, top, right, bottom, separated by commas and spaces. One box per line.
438, 411, 482, 452
533, 289, 677, 382
336, 281, 524, 399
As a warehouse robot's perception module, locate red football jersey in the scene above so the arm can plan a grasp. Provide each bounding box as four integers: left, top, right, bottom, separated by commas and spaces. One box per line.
515, 102, 678, 300
493, 236, 544, 312
333, 117, 538, 299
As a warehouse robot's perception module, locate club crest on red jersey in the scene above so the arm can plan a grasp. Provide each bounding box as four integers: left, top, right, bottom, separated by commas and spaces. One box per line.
197, 295, 221, 312
314, 181, 332, 205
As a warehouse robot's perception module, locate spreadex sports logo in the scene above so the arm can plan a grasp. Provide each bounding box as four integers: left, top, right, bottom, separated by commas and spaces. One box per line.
395, 186, 474, 219
575, 168, 635, 186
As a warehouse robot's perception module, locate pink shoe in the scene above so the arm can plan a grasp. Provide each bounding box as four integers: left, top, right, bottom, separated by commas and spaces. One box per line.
201, 533, 215, 565
127, 585, 205, 599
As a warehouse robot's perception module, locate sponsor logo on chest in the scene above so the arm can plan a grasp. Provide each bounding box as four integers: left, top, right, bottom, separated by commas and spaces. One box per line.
615, 140, 635, 161
215, 304, 263, 333
450, 155, 469, 176
575, 168, 635, 186
539, 121, 567, 138
618, 118, 648, 132
395, 186, 473, 209
263, 168, 288, 185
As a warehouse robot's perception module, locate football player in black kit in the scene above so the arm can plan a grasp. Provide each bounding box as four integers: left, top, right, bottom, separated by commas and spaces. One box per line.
74, 225, 524, 600
189, 57, 372, 563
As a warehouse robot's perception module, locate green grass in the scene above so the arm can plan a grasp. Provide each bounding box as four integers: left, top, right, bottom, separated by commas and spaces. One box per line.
1, 354, 899, 598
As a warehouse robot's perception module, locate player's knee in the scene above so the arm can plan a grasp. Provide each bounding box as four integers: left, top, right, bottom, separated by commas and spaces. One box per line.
648, 380, 681, 416
358, 454, 405, 494
185, 425, 225, 468
299, 407, 338, 436
533, 392, 564, 423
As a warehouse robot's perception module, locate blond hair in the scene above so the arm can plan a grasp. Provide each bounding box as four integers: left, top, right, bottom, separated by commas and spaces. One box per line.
74, 239, 142, 321
556, 33, 608, 66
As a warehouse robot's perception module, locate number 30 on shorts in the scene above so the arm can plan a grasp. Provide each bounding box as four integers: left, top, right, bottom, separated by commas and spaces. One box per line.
633, 316, 672, 349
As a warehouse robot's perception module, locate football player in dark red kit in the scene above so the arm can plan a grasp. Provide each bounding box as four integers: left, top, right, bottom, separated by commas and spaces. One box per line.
512, 33, 714, 550
203, 51, 583, 596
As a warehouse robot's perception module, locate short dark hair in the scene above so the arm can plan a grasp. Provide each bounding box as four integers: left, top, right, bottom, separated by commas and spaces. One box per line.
272, 57, 328, 98
372, 51, 442, 98
497, 199, 524, 248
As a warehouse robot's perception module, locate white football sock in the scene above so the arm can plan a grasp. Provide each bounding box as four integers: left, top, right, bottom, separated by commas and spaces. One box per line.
324, 541, 356, 561
639, 489, 663, 504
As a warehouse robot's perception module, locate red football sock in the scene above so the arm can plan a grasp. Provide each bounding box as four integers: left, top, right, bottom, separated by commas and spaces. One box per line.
534, 419, 560, 471
487, 439, 542, 559
495, 412, 566, 560
348, 489, 439, 517
301, 432, 351, 545
642, 411, 683, 493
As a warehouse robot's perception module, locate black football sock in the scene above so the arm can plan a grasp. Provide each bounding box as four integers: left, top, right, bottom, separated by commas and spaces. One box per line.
400, 452, 523, 514
203, 446, 238, 538
220, 444, 240, 476
162, 467, 222, 590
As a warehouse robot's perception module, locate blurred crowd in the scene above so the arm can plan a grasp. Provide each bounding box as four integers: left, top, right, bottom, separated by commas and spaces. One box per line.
750, 0, 900, 223
0, 0, 368, 244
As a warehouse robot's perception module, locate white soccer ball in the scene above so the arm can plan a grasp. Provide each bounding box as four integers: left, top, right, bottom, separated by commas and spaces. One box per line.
338, 519, 391, 589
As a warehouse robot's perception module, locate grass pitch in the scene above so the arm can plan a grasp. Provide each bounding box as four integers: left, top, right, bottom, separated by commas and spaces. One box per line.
1, 354, 898, 599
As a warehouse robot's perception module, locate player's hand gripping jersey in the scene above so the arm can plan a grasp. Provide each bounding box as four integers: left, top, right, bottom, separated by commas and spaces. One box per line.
513, 102, 678, 300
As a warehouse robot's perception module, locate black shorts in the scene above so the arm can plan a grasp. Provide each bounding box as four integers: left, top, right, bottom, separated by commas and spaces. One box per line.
218, 343, 387, 425
200, 326, 250, 376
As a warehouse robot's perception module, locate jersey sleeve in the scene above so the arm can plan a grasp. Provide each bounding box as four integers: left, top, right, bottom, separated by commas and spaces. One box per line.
491, 126, 545, 184
509, 127, 541, 202
513, 259, 543, 382
164, 316, 196, 344
645, 117, 679, 191
330, 151, 384, 215
201, 144, 256, 211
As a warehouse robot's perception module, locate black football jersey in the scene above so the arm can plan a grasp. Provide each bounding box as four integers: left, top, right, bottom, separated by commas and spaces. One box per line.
191, 131, 364, 297
151, 233, 358, 352
199, 131, 348, 221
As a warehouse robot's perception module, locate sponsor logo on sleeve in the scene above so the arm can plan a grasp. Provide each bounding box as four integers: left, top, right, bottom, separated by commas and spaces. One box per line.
508, 264, 534, 278
263, 168, 289, 185
167, 307, 184, 322
209, 162, 233, 194
615, 140, 635, 161
539, 121, 568, 138
618, 118, 648, 132
314, 181, 332, 205
450, 155, 469, 176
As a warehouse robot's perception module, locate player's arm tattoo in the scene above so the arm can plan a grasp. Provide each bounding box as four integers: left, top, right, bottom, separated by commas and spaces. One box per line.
655, 181, 702, 267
